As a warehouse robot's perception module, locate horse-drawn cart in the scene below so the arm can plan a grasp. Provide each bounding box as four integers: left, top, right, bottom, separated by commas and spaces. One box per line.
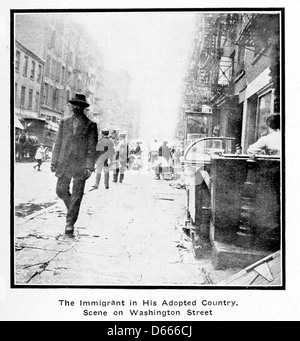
15, 116, 58, 162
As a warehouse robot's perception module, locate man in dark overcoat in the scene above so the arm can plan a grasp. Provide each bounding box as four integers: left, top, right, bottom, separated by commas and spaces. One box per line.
50, 93, 98, 235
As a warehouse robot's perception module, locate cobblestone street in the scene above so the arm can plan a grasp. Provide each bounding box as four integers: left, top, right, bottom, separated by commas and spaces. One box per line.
14, 162, 238, 286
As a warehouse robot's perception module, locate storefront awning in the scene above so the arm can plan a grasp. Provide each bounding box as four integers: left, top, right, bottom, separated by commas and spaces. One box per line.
238, 88, 246, 103
14, 114, 24, 130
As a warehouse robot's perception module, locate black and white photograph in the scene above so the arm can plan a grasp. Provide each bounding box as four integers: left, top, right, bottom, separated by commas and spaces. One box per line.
0, 0, 299, 322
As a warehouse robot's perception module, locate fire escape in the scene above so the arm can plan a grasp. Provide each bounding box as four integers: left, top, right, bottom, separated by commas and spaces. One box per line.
208, 14, 239, 102
184, 14, 240, 111
235, 14, 257, 48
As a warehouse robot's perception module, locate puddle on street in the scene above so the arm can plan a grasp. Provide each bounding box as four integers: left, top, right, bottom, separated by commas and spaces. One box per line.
15, 202, 57, 217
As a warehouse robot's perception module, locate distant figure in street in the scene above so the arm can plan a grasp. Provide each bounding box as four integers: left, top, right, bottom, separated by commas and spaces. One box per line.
150, 138, 160, 163
113, 132, 129, 183
51, 94, 98, 235
199, 123, 208, 135
46, 148, 53, 161
129, 141, 142, 170
90, 129, 115, 190
134, 141, 142, 156
33, 145, 45, 171
247, 113, 281, 156
172, 147, 183, 180
212, 125, 220, 137
155, 139, 172, 180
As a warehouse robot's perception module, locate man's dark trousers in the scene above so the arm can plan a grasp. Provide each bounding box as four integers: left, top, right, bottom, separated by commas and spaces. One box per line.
56, 174, 86, 226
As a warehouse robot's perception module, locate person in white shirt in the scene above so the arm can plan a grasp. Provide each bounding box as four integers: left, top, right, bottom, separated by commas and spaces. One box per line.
155, 140, 172, 180
90, 129, 115, 190
247, 113, 281, 156
33, 145, 45, 171
113, 132, 129, 183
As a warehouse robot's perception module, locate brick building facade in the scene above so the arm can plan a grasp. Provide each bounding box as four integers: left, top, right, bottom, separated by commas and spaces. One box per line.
181, 12, 281, 152
14, 13, 141, 146
14, 13, 104, 147
15, 40, 44, 120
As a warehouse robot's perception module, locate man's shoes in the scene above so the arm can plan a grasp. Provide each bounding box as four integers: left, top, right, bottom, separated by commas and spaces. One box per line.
65, 224, 74, 235
154, 176, 160, 180
89, 185, 98, 191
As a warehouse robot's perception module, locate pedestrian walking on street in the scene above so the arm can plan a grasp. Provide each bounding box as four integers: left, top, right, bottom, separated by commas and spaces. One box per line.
113, 132, 129, 183
33, 144, 45, 171
155, 139, 171, 180
172, 147, 183, 180
90, 129, 115, 190
50, 93, 98, 235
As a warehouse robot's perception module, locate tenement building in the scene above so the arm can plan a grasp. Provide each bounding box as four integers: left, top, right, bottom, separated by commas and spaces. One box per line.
14, 13, 104, 147
181, 12, 281, 152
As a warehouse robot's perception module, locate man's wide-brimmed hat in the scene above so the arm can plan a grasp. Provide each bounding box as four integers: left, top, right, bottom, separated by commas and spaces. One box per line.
69, 93, 90, 108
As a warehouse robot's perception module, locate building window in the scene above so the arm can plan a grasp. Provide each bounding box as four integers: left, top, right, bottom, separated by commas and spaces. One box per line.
23, 55, 28, 77
35, 91, 40, 111
48, 85, 54, 107
47, 28, 51, 49
52, 87, 55, 108
53, 87, 57, 109
15, 50, 20, 72
237, 45, 245, 72
67, 71, 72, 84
43, 83, 49, 106
28, 89, 33, 109
56, 61, 61, 82
37, 64, 42, 83
53, 87, 59, 109
30, 61, 36, 80
253, 28, 271, 58
46, 115, 51, 121
45, 54, 51, 77
61, 65, 65, 85
20, 86, 26, 107
50, 30, 56, 49
52, 116, 57, 123
256, 91, 273, 139
15, 83, 18, 104
44, 83, 49, 105
51, 57, 56, 80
